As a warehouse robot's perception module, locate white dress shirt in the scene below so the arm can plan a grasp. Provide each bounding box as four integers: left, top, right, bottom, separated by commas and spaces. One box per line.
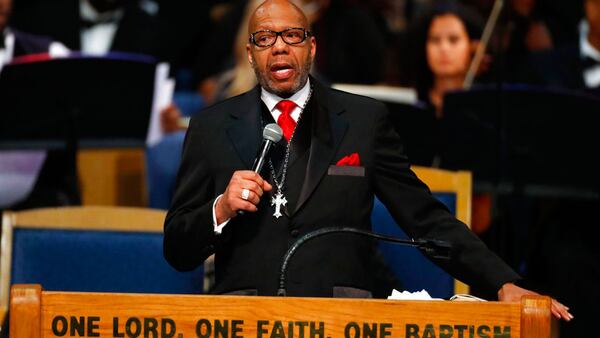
79, 0, 123, 55
0, 30, 15, 72
580, 20, 600, 88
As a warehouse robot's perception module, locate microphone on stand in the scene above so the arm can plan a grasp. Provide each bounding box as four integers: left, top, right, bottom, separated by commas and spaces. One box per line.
276, 227, 452, 296
237, 123, 283, 216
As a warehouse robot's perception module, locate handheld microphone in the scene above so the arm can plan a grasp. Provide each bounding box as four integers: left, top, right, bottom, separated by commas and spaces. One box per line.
238, 123, 283, 216
252, 123, 283, 173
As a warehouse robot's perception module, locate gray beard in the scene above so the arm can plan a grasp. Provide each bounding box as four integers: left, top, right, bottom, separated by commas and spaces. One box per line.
252, 56, 313, 98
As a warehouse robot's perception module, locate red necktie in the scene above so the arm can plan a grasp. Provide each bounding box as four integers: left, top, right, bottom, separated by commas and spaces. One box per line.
275, 100, 297, 142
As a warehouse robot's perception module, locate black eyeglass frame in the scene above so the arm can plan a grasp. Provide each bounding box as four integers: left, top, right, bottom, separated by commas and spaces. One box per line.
249, 28, 312, 47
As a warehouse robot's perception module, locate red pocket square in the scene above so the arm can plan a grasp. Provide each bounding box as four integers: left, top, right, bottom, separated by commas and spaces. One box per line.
336, 153, 360, 166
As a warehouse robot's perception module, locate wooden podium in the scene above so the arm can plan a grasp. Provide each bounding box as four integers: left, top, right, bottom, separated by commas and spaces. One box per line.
9, 284, 553, 338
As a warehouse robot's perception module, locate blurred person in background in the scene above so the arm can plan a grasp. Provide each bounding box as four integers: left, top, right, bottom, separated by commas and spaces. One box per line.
496, 0, 554, 82
409, 3, 510, 301
504, 0, 554, 51
10, 0, 161, 57
412, 1, 484, 117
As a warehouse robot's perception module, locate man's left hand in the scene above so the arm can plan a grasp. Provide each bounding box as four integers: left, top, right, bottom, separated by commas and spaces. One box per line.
498, 283, 573, 321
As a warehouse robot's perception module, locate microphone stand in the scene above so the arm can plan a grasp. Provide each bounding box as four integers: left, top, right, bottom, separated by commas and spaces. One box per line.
276, 227, 452, 296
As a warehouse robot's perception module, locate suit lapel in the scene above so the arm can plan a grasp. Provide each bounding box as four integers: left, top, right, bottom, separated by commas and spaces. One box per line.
226, 86, 263, 169
294, 83, 348, 215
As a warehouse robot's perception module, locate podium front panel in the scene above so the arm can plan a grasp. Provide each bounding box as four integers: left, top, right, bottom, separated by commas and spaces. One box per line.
11, 286, 552, 338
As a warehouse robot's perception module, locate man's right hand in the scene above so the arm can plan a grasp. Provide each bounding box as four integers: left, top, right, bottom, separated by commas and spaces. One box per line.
215, 171, 273, 223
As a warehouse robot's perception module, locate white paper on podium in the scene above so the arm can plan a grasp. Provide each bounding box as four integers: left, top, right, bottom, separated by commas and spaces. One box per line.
146, 62, 174, 147
387, 289, 444, 301
0, 151, 47, 207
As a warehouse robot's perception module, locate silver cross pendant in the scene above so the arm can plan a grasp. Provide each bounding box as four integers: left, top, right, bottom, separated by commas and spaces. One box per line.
271, 191, 288, 218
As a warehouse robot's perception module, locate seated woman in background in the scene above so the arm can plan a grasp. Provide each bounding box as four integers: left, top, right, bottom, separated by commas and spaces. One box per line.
413, 2, 484, 117
411, 3, 493, 238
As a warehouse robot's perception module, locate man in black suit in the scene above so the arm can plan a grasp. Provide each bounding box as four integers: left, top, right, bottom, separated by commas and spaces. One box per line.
164, 0, 571, 320
10, 0, 160, 57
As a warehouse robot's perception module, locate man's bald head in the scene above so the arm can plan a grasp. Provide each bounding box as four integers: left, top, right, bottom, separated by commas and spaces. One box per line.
248, 0, 309, 35
245, 0, 316, 97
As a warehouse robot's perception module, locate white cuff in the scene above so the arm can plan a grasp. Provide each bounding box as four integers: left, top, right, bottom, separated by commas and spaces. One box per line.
212, 194, 230, 234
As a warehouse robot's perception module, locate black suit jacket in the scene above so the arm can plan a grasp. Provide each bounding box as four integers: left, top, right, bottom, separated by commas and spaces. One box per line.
164, 80, 519, 297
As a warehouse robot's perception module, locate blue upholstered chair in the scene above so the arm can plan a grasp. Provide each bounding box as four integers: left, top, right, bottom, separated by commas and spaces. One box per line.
371, 166, 472, 299
146, 131, 187, 209
0, 206, 203, 332
145, 91, 204, 209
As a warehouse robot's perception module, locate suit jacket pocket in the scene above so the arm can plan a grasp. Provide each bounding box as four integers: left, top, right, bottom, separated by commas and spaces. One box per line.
333, 286, 373, 298
327, 165, 365, 177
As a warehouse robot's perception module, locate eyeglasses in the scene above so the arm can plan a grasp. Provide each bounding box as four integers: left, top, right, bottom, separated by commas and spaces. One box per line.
249, 28, 312, 47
